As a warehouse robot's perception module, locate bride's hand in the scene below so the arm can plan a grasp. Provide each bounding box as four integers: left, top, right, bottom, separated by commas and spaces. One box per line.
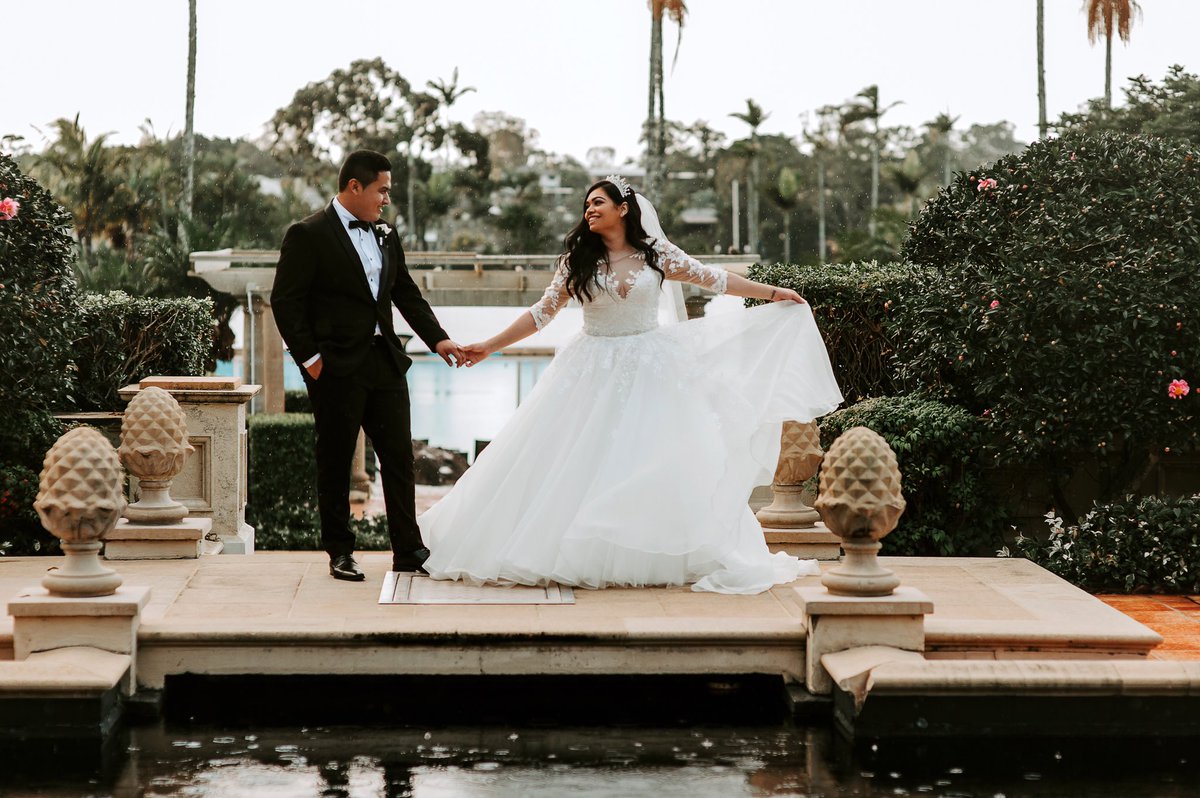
769, 286, 806, 304
461, 342, 493, 367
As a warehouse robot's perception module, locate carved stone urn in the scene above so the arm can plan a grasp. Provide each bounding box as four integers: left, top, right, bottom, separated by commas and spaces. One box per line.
814, 426, 906, 597
756, 420, 824, 529
34, 427, 126, 596
119, 386, 193, 524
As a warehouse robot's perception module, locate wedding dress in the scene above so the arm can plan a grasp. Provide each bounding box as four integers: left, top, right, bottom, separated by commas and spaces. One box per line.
419, 239, 843, 593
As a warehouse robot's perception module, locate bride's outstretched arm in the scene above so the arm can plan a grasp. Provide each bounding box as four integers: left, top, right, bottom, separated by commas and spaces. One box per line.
461, 312, 539, 367
656, 240, 804, 304
725, 273, 806, 304
461, 259, 569, 367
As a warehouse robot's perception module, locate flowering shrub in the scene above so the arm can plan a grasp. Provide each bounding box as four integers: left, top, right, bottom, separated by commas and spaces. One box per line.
0, 464, 56, 556
0, 152, 80, 416
1010, 494, 1200, 594
0, 154, 79, 551
897, 131, 1200, 514
0, 197, 19, 220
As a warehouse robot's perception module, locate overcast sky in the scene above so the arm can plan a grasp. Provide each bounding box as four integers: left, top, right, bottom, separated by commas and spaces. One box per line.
4, 1, 1197, 164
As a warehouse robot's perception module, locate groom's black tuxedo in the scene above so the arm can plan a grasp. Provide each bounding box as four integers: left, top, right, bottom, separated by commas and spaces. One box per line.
273, 204, 447, 377
272, 202, 448, 560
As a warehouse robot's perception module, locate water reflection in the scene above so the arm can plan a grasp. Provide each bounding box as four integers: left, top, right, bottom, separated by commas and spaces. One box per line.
7, 723, 1198, 798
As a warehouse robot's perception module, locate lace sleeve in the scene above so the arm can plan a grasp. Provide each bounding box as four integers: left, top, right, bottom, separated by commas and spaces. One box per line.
655, 240, 728, 294
528, 259, 571, 330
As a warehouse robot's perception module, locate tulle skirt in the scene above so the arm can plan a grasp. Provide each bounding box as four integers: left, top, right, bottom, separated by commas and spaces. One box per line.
419, 301, 843, 594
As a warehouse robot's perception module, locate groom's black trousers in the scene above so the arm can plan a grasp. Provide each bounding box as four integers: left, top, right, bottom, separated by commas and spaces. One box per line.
302, 338, 421, 559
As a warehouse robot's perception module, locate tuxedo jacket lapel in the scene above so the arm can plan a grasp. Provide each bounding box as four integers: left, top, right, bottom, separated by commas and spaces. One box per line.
377, 232, 392, 309
323, 204, 374, 300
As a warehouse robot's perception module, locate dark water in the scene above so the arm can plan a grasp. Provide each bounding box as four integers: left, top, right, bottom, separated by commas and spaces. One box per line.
4, 676, 1197, 797
6, 722, 1198, 798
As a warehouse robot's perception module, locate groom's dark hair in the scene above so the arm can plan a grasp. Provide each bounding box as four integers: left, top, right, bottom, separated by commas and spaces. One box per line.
338, 150, 392, 191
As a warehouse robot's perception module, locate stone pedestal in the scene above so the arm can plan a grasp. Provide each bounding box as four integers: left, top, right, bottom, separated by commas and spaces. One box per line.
105, 517, 212, 560
764, 524, 843, 560
8, 586, 151, 693
119, 378, 260, 555
794, 585, 933, 695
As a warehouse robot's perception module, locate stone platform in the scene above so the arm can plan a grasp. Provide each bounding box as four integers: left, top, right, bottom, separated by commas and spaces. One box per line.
0, 554, 1162, 693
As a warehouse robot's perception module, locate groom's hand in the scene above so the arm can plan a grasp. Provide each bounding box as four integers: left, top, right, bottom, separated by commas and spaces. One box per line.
435, 339, 465, 368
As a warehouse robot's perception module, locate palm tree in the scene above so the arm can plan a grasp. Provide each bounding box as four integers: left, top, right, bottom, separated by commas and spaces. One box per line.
1037, 0, 1047, 138
646, 0, 687, 196
35, 115, 122, 265
181, 0, 197, 252
426, 67, 476, 170
730, 98, 768, 255
1085, 0, 1142, 109
841, 85, 901, 236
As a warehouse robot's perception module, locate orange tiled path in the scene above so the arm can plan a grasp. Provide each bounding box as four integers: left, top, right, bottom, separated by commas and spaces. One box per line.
1098, 594, 1200, 660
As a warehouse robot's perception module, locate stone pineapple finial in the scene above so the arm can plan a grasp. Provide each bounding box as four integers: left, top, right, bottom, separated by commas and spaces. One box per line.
814, 426, 906, 597
119, 386, 193, 524
34, 427, 126, 596
756, 420, 824, 529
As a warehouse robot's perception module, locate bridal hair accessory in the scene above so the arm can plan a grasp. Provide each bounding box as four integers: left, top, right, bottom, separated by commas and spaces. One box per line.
604, 174, 634, 197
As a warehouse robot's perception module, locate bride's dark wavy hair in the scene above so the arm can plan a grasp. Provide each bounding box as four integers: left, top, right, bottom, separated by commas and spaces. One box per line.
561, 180, 663, 302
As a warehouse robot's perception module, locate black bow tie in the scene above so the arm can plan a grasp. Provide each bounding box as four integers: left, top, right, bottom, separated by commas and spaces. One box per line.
348, 219, 373, 232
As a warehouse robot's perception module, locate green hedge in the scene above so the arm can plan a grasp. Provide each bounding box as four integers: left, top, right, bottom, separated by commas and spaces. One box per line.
247, 413, 318, 510
73, 291, 216, 411
896, 131, 1200, 514
246, 412, 388, 551
1010, 494, 1200, 593
283, 388, 312, 414
746, 261, 931, 403
818, 394, 1008, 556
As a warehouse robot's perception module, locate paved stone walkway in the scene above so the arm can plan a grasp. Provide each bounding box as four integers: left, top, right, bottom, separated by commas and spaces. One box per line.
1098, 594, 1200, 660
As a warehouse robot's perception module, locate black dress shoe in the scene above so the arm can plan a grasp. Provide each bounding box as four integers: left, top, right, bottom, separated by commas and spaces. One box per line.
329, 554, 366, 581
392, 546, 431, 574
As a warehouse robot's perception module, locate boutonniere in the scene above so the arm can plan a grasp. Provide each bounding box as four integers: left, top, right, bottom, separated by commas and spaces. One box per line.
376, 223, 392, 240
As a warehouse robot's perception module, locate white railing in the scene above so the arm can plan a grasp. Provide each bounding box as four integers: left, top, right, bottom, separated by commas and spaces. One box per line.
190, 249, 759, 275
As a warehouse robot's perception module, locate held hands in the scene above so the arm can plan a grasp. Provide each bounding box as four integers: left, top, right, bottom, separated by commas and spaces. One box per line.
305, 358, 323, 379
768, 286, 806, 304
459, 342, 494, 368
435, 339, 468, 368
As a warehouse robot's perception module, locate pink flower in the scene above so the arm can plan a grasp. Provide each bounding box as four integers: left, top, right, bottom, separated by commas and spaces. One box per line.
1168, 379, 1190, 399
0, 197, 19, 220
989, 300, 1000, 310
976, 178, 998, 192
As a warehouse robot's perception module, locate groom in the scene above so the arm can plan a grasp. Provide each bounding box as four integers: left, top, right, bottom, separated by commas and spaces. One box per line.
272, 149, 463, 581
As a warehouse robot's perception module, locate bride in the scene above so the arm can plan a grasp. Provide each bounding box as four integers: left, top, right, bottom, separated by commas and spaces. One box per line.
418, 176, 842, 594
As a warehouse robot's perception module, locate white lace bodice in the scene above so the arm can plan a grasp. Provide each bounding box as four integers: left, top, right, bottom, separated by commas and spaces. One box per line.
529, 240, 728, 337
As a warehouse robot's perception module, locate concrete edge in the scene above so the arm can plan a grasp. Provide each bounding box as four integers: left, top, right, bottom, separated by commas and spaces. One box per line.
0, 646, 131, 694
